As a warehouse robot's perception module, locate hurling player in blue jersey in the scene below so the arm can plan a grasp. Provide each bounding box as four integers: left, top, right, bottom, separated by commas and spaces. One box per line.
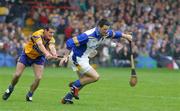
59, 19, 132, 104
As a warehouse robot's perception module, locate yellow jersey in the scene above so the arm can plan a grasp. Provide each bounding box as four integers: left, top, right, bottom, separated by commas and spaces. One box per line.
24, 29, 55, 59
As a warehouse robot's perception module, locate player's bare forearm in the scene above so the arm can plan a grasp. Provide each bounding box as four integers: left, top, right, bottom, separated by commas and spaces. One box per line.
36, 41, 50, 56
121, 33, 132, 41
64, 44, 71, 57
36, 41, 53, 59
59, 45, 70, 64
64, 49, 70, 58
59, 46, 70, 66
49, 44, 57, 56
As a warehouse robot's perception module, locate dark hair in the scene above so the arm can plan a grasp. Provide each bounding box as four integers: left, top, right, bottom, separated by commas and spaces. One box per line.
43, 24, 56, 31
97, 19, 110, 27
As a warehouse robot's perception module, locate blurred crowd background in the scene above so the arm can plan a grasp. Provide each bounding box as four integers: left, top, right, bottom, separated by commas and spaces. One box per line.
0, 0, 179, 69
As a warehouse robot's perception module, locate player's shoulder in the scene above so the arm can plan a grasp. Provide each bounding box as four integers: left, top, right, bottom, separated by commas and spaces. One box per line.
107, 29, 114, 33
84, 27, 96, 36
106, 29, 115, 37
32, 29, 44, 36
50, 37, 55, 43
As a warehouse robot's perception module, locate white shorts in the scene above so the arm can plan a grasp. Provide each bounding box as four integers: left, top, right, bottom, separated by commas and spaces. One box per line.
69, 52, 93, 74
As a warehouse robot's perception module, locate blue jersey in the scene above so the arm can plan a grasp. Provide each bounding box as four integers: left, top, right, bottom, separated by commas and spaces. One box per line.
66, 27, 122, 58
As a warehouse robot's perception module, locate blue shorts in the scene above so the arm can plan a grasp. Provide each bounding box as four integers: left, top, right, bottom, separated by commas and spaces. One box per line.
18, 52, 46, 66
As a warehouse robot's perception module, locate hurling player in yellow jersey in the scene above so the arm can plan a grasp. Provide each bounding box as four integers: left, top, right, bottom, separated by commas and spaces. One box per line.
2, 25, 57, 102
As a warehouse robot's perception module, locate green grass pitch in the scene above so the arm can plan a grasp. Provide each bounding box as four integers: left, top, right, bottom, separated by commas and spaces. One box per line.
0, 67, 180, 111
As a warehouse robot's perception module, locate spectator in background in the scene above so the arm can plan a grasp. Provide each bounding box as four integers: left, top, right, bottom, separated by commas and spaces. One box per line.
49, 9, 61, 27
7, 1, 28, 27
173, 44, 180, 67
0, 3, 9, 23
56, 18, 66, 47
99, 44, 110, 67
39, 10, 49, 26
64, 22, 74, 41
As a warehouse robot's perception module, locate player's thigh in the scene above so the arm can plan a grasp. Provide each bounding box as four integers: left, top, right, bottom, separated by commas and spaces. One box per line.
76, 71, 89, 78
69, 53, 91, 73
14, 62, 26, 76
32, 64, 44, 79
84, 68, 100, 80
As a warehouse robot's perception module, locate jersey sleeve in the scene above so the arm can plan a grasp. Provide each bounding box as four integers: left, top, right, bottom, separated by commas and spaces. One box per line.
107, 30, 122, 39
31, 30, 43, 43
31, 36, 42, 43
66, 33, 89, 50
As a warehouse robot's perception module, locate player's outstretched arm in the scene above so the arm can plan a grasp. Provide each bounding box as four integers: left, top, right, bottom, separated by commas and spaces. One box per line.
121, 33, 133, 41
49, 43, 58, 58
59, 45, 70, 66
36, 40, 52, 59
108, 30, 132, 42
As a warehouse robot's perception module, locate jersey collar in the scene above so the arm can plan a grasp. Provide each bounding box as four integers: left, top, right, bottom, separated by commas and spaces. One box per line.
95, 27, 101, 40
